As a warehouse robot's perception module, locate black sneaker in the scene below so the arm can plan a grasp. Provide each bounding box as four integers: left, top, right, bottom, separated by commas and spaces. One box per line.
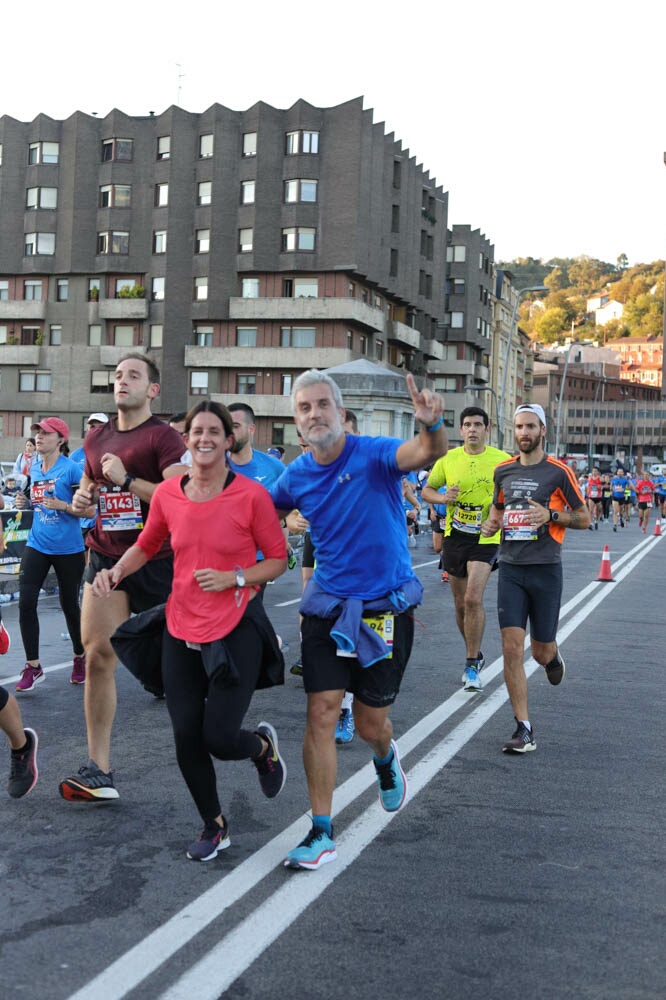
58, 761, 119, 801
253, 722, 287, 798
502, 719, 536, 754
187, 817, 230, 861
544, 650, 566, 686
8, 728, 39, 798
290, 659, 303, 676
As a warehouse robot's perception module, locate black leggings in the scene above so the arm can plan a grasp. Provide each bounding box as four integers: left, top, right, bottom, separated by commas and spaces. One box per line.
162, 619, 264, 824
19, 546, 85, 661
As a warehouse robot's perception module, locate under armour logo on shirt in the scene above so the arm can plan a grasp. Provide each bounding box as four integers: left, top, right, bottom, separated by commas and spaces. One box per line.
338, 473, 351, 484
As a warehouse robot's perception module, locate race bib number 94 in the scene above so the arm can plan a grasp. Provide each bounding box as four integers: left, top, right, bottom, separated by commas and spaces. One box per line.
503, 508, 537, 542
99, 486, 143, 531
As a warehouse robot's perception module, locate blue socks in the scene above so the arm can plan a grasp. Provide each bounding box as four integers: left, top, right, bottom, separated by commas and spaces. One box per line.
313, 814, 332, 836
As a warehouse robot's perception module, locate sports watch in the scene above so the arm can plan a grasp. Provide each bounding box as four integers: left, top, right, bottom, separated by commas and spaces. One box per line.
549, 508, 560, 523
235, 570, 246, 588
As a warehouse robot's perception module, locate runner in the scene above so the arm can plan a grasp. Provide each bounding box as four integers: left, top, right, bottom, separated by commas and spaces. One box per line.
270, 368, 446, 870
635, 472, 655, 534
610, 469, 629, 531
653, 471, 666, 520
421, 406, 510, 692
481, 403, 590, 753
58, 353, 188, 801
90, 401, 287, 860
587, 467, 603, 530
1, 686, 38, 798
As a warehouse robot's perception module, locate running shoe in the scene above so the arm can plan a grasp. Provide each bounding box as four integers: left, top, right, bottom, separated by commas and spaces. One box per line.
613, 524, 617, 532
253, 721, 287, 798
461, 653, 485, 683
290, 659, 303, 676
8, 728, 39, 798
187, 817, 231, 861
441, 571, 449, 583
15, 663, 44, 693
544, 650, 566, 686
0, 622, 10, 655
70, 654, 86, 685
502, 719, 536, 754
58, 761, 119, 801
335, 707, 355, 745
374, 739, 408, 812
284, 825, 337, 870
463, 665, 483, 692
594, 521, 598, 530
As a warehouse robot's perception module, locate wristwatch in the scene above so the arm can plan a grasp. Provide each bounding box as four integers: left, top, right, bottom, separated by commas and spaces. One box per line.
549, 508, 560, 523
235, 570, 246, 588
121, 474, 135, 492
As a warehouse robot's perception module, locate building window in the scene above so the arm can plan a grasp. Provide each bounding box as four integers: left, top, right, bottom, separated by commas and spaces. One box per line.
49, 324, 62, 346
447, 278, 465, 295
443, 409, 456, 428
56, 279, 68, 302
28, 141, 59, 164
239, 228, 253, 253
193, 277, 208, 301
291, 277, 318, 298
449, 311, 464, 328
389, 249, 398, 277
391, 205, 400, 233
241, 180, 255, 204
19, 370, 51, 392
115, 278, 135, 297
359, 335, 367, 355
0, 281, 8, 301
375, 340, 384, 362
236, 327, 257, 347
26, 186, 57, 210
243, 132, 257, 157
285, 130, 319, 155
153, 230, 167, 254
446, 245, 466, 263
282, 227, 316, 251
157, 135, 171, 160
0, 144, 2, 166
194, 326, 213, 346
199, 133, 214, 158
436, 376, 458, 392
24, 233, 55, 256
88, 324, 102, 346
0, 326, 7, 344
155, 183, 169, 207
99, 184, 131, 208
284, 179, 318, 203
236, 374, 256, 395
281, 375, 292, 396
346, 331, 353, 350
150, 324, 163, 348
91, 369, 114, 392
190, 371, 209, 395
24, 280, 43, 301
195, 228, 210, 254
113, 325, 135, 347
101, 138, 133, 162
97, 231, 129, 255
280, 327, 316, 348
20, 326, 41, 345
88, 278, 101, 302
392, 160, 401, 189
241, 278, 259, 298
197, 181, 212, 205
151, 276, 165, 301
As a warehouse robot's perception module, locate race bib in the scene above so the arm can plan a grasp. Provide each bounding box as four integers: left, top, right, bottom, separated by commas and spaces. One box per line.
99, 486, 143, 531
503, 508, 538, 541
31, 479, 57, 505
364, 613, 394, 658
451, 503, 482, 535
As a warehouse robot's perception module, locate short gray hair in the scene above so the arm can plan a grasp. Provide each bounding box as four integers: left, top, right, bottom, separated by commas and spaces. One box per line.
291, 369, 343, 413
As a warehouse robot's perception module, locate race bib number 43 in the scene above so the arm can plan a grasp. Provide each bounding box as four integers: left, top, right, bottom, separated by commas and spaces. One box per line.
99, 486, 143, 531
503, 508, 538, 541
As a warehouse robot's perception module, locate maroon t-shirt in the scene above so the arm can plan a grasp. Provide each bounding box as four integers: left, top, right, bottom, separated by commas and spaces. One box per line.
84, 415, 185, 560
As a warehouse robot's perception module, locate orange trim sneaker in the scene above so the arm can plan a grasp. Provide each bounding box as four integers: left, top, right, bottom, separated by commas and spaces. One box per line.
59, 761, 119, 801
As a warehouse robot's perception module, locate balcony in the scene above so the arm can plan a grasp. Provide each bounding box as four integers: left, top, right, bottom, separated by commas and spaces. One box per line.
426, 358, 475, 377
209, 393, 294, 418
184, 346, 354, 369
388, 320, 420, 351
229, 297, 386, 332
474, 364, 489, 382
99, 298, 149, 320
423, 339, 444, 361
0, 300, 46, 321
0, 345, 41, 365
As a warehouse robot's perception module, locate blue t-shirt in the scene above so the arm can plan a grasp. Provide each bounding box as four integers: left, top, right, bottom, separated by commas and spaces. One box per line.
610, 475, 628, 499
67, 446, 96, 529
27, 455, 85, 555
269, 435, 417, 600
653, 475, 666, 497
228, 450, 284, 488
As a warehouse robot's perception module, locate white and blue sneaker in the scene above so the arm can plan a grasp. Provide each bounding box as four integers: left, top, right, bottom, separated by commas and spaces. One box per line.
284, 825, 337, 870
463, 666, 483, 692
335, 708, 355, 745
374, 740, 408, 812
461, 653, 485, 683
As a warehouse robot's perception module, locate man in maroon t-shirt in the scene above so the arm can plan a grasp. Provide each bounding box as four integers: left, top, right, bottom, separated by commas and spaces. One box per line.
59, 353, 189, 802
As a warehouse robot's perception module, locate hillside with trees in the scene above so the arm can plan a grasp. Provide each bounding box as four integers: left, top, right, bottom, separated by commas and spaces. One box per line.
499, 256, 665, 344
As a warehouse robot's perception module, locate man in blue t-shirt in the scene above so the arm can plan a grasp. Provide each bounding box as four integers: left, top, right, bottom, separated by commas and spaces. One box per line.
270, 368, 447, 871
610, 470, 629, 531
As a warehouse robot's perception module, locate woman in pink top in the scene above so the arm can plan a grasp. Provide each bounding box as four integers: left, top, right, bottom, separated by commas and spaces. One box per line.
92, 401, 288, 861
635, 475, 655, 533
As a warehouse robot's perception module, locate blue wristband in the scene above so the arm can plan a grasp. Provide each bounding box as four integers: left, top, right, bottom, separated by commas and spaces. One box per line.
424, 416, 443, 432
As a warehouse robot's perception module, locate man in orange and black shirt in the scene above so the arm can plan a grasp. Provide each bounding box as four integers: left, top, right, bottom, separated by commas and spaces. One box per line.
481, 403, 590, 754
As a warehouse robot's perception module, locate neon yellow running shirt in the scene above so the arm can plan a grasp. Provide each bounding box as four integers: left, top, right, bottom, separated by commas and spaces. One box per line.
427, 445, 511, 544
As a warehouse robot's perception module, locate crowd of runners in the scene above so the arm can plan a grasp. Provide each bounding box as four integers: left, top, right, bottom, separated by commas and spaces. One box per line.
0, 354, 656, 869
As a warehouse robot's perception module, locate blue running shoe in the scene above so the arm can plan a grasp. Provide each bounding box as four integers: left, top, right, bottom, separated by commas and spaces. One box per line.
284, 825, 337, 870
335, 707, 355, 745
463, 666, 483, 692
374, 739, 408, 812
461, 654, 485, 683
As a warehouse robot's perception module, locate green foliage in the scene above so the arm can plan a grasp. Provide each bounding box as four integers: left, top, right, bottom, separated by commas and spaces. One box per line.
534, 307, 571, 343
117, 284, 146, 299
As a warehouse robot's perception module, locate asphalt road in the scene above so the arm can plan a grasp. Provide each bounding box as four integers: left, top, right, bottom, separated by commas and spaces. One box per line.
1, 518, 664, 1000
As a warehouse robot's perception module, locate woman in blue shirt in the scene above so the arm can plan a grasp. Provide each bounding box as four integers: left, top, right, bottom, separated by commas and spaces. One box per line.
14, 418, 95, 692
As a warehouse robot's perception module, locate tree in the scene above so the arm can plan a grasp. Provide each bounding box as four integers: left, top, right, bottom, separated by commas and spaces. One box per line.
534, 307, 570, 343
617, 253, 629, 271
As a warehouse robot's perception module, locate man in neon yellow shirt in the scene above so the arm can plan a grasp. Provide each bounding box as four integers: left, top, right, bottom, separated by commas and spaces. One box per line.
421, 406, 510, 692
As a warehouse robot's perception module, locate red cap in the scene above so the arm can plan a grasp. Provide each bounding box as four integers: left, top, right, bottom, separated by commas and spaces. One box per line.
31, 417, 70, 439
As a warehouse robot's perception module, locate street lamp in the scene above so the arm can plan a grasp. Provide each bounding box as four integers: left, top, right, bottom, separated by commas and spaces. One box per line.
587, 375, 606, 472
497, 285, 548, 450
624, 396, 638, 471
463, 384, 499, 447
554, 339, 592, 459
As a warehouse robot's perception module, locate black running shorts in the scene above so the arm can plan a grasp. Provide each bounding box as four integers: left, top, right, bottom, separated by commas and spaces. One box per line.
497, 561, 562, 642
84, 549, 173, 615
442, 534, 498, 579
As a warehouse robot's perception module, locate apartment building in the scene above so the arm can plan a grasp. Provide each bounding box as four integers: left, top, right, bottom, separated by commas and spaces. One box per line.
0, 97, 449, 454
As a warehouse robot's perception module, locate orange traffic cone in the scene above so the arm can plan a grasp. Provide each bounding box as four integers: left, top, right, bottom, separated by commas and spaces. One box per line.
654, 518, 662, 537
597, 545, 614, 582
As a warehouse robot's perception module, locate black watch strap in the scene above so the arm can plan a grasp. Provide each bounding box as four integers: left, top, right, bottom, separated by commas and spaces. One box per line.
122, 474, 135, 492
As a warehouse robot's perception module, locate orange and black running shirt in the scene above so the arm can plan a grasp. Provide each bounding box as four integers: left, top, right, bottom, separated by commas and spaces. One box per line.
492, 455, 585, 565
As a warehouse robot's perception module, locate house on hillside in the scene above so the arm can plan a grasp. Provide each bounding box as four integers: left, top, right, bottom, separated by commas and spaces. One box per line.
594, 300, 624, 326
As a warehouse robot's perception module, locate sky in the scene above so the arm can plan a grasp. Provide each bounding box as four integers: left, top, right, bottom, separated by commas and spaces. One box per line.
2, 0, 664, 267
